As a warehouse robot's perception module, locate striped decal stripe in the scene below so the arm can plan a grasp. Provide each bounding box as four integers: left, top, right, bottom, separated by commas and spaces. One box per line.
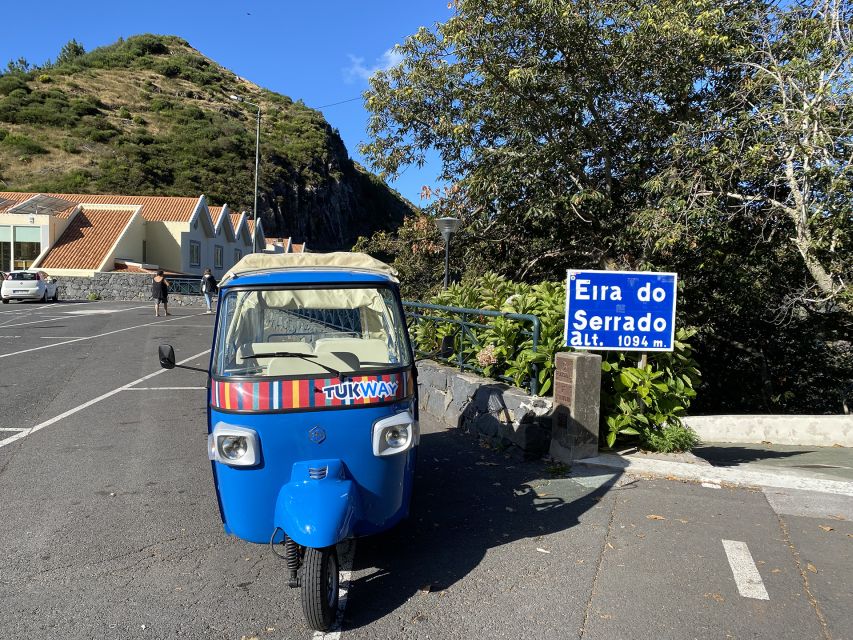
211, 370, 411, 411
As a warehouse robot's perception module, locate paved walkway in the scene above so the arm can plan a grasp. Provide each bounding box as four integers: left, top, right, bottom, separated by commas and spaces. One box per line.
578, 442, 853, 496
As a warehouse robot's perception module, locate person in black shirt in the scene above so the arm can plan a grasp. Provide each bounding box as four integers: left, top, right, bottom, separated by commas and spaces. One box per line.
152, 270, 170, 317
201, 268, 218, 314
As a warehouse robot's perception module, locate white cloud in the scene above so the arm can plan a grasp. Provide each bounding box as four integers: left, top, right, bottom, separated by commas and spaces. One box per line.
344, 47, 404, 83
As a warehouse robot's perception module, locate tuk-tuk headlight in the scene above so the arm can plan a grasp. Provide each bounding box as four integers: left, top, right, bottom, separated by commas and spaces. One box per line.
372, 410, 416, 457
208, 424, 260, 467
219, 435, 248, 460
384, 427, 409, 448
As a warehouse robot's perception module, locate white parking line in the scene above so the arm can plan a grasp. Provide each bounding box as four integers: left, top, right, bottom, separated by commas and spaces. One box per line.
0, 350, 210, 449
0, 312, 206, 360
0, 428, 26, 432
722, 539, 769, 600
62, 307, 147, 315
312, 540, 357, 640
0, 302, 89, 314
124, 387, 207, 391
0, 305, 147, 328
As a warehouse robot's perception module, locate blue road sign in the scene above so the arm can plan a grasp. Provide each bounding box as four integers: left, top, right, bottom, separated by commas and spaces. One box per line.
564, 270, 678, 351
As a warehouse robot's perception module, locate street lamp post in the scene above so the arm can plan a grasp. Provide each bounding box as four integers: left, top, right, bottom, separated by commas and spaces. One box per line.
230, 95, 261, 253
435, 217, 461, 289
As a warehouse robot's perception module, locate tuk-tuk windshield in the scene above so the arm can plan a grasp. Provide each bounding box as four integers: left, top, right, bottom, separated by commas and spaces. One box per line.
213, 286, 412, 378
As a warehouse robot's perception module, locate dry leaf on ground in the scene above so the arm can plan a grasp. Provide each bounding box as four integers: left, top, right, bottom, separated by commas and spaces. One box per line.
647, 514, 666, 520
806, 563, 818, 573
818, 525, 834, 532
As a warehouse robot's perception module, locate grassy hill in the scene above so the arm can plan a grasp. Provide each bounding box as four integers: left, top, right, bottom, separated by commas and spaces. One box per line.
0, 34, 413, 248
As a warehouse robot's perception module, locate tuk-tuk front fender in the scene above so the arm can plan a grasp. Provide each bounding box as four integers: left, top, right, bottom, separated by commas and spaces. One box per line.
274, 459, 360, 548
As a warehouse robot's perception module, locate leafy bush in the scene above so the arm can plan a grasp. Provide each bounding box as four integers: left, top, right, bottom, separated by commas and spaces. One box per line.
87, 291, 101, 301
411, 272, 701, 452
0, 74, 29, 96
60, 138, 80, 154
600, 328, 701, 450
1, 133, 48, 155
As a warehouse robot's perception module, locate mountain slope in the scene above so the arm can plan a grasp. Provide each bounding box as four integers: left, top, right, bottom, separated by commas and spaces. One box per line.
0, 34, 412, 249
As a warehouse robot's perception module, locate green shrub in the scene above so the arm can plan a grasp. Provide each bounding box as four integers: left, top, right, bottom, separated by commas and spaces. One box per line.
640, 422, 699, 453
1, 133, 48, 155
87, 291, 101, 301
117, 107, 131, 119
0, 74, 29, 96
600, 328, 701, 451
60, 138, 80, 153
411, 272, 702, 452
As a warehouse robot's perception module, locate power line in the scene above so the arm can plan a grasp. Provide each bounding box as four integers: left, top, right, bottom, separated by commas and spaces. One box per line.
315, 96, 363, 109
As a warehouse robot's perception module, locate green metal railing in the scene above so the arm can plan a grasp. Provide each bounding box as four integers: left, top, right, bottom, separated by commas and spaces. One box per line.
168, 277, 203, 295
403, 301, 541, 395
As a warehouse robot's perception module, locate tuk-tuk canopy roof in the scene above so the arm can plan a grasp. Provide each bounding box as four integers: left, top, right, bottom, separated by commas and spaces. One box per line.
219, 251, 399, 286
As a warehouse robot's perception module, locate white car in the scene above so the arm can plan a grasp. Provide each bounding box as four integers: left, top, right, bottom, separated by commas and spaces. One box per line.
1, 270, 59, 303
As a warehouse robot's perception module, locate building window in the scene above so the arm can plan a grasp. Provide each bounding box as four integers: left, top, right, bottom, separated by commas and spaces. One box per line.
0, 225, 10, 272
13, 226, 41, 270
234, 249, 242, 263
214, 245, 223, 269
189, 241, 201, 267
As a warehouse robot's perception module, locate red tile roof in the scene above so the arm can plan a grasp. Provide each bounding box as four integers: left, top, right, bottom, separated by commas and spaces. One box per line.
209, 206, 226, 226
230, 213, 245, 233
40, 208, 133, 269
291, 243, 305, 253
0, 192, 201, 222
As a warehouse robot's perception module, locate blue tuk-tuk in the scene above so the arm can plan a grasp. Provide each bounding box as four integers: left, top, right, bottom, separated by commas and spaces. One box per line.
159, 252, 418, 630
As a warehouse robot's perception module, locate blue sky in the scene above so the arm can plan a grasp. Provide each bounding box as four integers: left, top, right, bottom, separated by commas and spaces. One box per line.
0, 0, 449, 206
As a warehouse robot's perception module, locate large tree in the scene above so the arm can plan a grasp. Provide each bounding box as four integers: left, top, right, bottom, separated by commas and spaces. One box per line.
361, 0, 852, 412
363, 0, 759, 279
646, 0, 852, 327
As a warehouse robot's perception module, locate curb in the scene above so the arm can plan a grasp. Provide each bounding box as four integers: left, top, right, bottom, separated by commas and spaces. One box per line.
576, 453, 853, 497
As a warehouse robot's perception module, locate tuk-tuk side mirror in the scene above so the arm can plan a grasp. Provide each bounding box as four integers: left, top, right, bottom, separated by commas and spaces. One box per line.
159, 344, 176, 369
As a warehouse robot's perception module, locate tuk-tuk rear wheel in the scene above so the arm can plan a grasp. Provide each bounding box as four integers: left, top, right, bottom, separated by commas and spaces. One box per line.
301, 546, 339, 631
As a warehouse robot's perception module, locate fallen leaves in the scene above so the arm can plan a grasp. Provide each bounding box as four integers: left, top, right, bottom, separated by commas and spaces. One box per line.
704, 592, 725, 603
646, 514, 666, 520
818, 525, 834, 532
806, 563, 818, 574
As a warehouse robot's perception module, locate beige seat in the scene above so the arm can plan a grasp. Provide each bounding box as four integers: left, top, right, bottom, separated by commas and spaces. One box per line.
237, 341, 313, 363
314, 338, 390, 363
267, 352, 359, 377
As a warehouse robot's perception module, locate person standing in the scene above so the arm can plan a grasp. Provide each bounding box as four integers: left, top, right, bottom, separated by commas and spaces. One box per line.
152, 270, 170, 317
201, 268, 218, 314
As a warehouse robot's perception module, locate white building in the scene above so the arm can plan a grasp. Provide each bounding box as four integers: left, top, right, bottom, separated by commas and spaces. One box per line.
0, 192, 274, 280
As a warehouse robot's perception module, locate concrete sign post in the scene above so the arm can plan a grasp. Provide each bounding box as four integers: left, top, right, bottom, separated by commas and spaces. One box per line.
564, 270, 678, 351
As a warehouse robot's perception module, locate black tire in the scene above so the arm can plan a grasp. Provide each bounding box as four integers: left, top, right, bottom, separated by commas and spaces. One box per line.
301, 546, 339, 631
52, 289, 58, 302
40, 291, 47, 303
1, 299, 7, 304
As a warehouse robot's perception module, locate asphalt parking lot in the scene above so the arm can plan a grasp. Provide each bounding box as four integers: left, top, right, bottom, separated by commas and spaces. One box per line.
0, 301, 850, 639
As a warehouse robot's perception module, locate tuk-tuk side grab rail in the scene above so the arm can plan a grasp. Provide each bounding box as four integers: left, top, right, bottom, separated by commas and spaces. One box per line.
403, 301, 541, 396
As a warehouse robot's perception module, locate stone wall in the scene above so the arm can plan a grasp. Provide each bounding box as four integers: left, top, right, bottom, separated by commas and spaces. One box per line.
57, 273, 206, 307
417, 360, 554, 458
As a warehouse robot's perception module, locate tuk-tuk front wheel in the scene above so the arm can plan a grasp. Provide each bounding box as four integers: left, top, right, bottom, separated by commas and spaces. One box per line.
301, 545, 339, 631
